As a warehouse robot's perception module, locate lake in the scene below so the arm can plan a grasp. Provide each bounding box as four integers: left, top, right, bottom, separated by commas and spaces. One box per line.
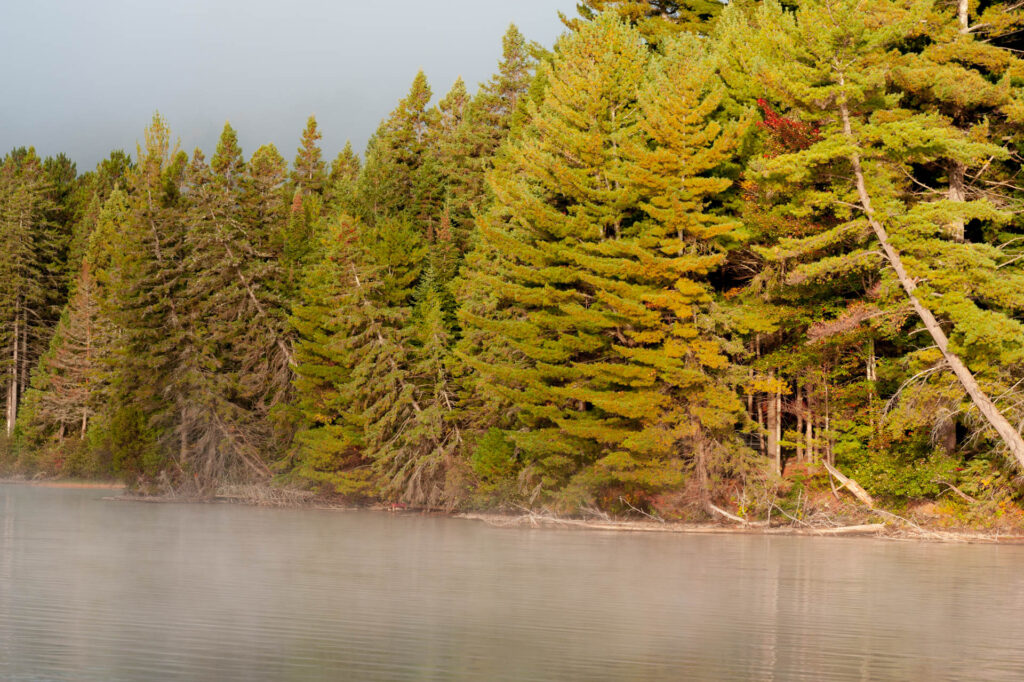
2, 483, 1023, 680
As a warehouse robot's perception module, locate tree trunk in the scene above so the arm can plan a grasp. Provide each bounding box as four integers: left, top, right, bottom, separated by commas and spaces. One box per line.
796, 385, 805, 462
838, 96, 1024, 470
947, 161, 966, 242
767, 385, 781, 475
757, 402, 766, 456
775, 390, 783, 473
6, 302, 20, 436
939, 417, 957, 455
806, 404, 814, 463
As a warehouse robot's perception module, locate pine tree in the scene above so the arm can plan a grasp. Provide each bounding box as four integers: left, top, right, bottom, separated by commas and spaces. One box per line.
727, 0, 1024, 469
0, 148, 56, 438
292, 115, 327, 196
460, 16, 705, 508
385, 261, 462, 508
348, 217, 426, 494
21, 260, 112, 445
354, 71, 436, 223
623, 33, 756, 499
178, 123, 294, 490
103, 113, 190, 482
562, 0, 729, 40
290, 213, 371, 496
324, 141, 361, 212
291, 213, 427, 499
438, 25, 535, 248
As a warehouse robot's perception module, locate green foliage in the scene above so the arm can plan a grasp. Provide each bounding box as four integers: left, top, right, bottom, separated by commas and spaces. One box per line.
5, 2, 1024, 525
470, 428, 518, 483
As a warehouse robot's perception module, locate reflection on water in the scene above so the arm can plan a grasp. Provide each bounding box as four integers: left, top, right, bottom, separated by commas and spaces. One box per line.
2, 484, 1024, 681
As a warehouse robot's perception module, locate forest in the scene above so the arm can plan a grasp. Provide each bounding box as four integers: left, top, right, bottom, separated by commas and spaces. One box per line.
2, 0, 1024, 524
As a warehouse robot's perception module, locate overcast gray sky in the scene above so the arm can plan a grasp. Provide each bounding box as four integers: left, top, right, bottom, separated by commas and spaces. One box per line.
0, 0, 577, 171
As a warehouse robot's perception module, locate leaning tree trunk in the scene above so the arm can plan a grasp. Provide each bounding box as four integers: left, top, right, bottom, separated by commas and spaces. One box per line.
838, 96, 1024, 470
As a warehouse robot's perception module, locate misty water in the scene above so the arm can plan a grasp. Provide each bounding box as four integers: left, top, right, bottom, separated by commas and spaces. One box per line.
2, 484, 1024, 681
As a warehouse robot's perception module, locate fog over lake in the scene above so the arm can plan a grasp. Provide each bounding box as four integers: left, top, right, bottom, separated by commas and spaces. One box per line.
3, 484, 1024, 681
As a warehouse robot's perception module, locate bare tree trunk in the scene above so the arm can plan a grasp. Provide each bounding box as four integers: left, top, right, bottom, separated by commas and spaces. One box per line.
19, 311, 27, 399
825, 379, 833, 466
767, 382, 781, 475
775, 390, 783, 473
6, 301, 20, 436
82, 304, 91, 439
957, 0, 969, 32
796, 385, 805, 462
757, 402, 766, 456
806, 399, 814, 463
947, 161, 966, 242
838, 96, 1024, 470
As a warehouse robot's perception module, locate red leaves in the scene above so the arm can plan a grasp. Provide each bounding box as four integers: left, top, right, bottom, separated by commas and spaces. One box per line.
755, 99, 820, 157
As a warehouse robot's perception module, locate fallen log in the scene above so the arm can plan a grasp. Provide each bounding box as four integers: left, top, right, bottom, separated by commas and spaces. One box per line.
823, 461, 875, 509
707, 503, 748, 525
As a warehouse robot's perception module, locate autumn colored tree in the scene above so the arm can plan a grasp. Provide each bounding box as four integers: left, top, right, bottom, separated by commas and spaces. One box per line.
459, 16, 753, 510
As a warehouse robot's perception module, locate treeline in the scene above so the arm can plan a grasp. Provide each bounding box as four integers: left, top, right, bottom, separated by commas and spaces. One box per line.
3, 0, 1024, 520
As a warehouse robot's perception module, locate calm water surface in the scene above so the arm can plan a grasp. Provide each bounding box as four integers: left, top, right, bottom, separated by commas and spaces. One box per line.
2, 484, 1024, 681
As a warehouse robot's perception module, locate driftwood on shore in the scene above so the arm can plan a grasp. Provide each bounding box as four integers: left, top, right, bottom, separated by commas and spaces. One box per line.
458, 511, 886, 537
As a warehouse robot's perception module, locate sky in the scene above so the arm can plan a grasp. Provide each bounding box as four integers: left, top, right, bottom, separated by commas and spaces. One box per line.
0, 0, 578, 171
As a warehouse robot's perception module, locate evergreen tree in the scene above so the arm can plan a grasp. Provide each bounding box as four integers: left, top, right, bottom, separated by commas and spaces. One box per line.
426, 26, 537, 252
179, 123, 294, 490
20, 260, 112, 445
354, 71, 436, 222
563, 0, 729, 40
324, 141, 361, 212
290, 213, 370, 496
460, 16, 705, 509
727, 0, 1024, 469
292, 115, 327, 196
103, 113, 190, 483
0, 148, 56, 438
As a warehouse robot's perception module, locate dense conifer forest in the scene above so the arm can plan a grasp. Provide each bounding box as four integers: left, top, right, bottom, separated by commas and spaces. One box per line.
3, 0, 1024, 523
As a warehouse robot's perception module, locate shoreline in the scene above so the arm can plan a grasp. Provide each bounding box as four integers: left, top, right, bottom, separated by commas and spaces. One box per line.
0, 477, 125, 490
5, 477, 1024, 544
